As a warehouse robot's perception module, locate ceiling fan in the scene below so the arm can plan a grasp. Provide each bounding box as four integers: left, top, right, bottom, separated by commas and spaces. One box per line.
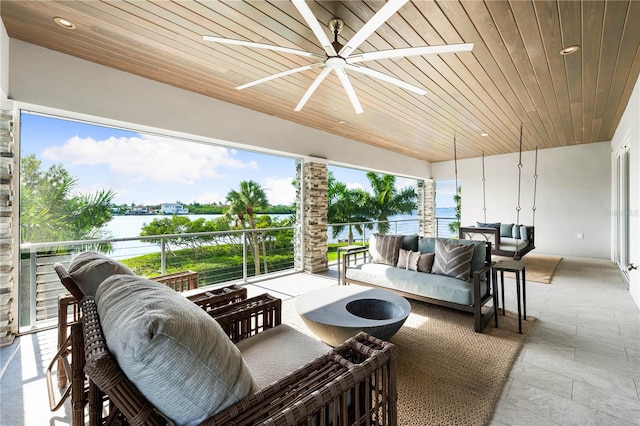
203, 0, 473, 114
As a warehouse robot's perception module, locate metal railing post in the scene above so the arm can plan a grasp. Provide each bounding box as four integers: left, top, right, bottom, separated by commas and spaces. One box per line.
160, 238, 166, 275
29, 247, 37, 327
242, 231, 248, 282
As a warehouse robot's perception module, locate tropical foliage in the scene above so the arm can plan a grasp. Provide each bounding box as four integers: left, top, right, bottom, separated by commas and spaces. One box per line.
448, 184, 461, 237
20, 154, 114, 245
363, 172, 416, 234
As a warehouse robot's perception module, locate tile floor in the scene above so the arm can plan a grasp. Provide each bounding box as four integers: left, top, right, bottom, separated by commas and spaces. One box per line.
0, 256, 638, 425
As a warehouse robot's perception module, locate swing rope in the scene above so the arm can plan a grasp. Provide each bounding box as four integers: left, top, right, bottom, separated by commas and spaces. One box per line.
454, 134, 459, 194
481, 152, 487, 223
516, 123, 523, 225
532, 146, 539, 226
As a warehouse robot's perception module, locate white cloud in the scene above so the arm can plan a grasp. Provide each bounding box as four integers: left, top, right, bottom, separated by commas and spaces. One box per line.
395, 177, 417, 190
263, 177, 295, 205
42, 134, 258, 185
346, 182, 364, 191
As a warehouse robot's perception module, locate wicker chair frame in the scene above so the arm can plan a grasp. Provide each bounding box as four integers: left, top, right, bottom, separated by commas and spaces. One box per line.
48, 262, 249, 425
81, 296, 398, 426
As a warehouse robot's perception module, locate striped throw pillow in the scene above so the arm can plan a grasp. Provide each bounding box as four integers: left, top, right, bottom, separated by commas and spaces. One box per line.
370, 234, 404, 266
432, 239, 475, 281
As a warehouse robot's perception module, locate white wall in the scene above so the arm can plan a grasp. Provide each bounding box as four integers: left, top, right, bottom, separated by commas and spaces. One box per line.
432, 142, 612, 259
7, 40, 430, 180
0, 20, 9, 108
611, 77, 640, 308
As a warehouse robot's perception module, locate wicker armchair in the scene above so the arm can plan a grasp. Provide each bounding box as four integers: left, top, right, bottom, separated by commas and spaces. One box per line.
47, 261, 247, 425
81, 295, 398, 426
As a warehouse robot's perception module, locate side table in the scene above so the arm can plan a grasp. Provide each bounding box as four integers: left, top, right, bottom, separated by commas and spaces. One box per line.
336, 245, 366, 285
492, 260, 527, 334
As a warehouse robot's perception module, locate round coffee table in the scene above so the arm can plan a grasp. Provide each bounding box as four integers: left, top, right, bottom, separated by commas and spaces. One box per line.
295, 285, 411, 346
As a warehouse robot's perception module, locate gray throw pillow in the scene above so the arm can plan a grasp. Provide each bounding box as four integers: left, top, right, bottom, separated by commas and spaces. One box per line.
370, 234, 404, 266
417, 252, 435, 273
95, 275, 256, 425
477, 222, 501, 230
68, 251, 135, 297
432, 240, 475, 281
520, 226, 529, 241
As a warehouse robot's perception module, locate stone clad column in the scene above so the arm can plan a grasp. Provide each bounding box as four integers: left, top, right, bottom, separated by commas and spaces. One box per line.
417, 179, 435, 237
295, 161, 328, 273
0, 110, 16, 347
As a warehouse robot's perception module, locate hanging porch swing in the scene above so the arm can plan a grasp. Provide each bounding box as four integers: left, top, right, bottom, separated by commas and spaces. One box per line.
458, 125, 538, 260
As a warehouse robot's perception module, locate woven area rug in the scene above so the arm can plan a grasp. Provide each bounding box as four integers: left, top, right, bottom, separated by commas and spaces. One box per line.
282, 298, 534, 426
493, 253, 563, 284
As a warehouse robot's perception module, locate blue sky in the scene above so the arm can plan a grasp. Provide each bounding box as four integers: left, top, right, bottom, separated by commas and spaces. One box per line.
20, 112, 442, 207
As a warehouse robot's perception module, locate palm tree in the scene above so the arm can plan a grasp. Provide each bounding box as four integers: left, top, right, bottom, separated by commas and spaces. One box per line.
365, 172, 417, 234
327, 172, 369, 245
225, 181, 268, 275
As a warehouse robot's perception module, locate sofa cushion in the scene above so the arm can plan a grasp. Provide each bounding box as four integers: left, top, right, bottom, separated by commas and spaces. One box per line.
500, 223, 514, 237
417, 252, 435, 273
432, 240, 475, 281
369, 234, 404, 266
95, 275, 255, 426
68, 251, 135, 297
520, 225, 530, 241
345, 263, 487, 306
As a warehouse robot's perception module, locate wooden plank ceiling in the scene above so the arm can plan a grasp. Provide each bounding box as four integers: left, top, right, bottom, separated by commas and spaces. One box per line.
1, 0, 639, 162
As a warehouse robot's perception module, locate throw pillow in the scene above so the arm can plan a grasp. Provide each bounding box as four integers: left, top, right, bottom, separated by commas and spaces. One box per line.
432, 240, 475, 281
418, 236, 436, 254
416, 252, 435, 273
95, 275, 256, 425
68, 251, 135, 297
369, 234, 404, 266
407, 251, 421, 271
477, 222, 501, 230
512, 224, 521, 239
500, 223, 514, 237
397, 248, 411, 268
401, 235, 419, 252
520, 225, 529, 241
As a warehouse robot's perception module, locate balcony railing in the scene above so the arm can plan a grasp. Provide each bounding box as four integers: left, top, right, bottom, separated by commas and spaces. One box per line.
18, 216, 454, 331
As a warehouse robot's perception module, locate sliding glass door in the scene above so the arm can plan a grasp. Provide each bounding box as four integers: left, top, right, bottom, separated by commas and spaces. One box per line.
614, 145, 630, 285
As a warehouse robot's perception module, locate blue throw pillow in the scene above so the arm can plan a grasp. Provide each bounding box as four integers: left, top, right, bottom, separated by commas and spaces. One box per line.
500, 223, 514, 237
512, 224, 520, 239
520, 226, 529, 241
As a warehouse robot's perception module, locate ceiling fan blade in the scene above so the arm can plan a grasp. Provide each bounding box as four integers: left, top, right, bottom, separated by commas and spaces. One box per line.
335, 68, 363, 114
347, 43, 474, 63
345, 64, 426, 96
291, 0, 337, 56
295, 67, 332, 111
339, 0, 409, 58
203, 35, 322, 58
237, 62, 325, 90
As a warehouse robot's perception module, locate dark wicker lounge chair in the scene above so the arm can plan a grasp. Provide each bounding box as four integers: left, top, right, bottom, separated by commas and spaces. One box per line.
80, 294, 398, 426
48, 260, 246, 425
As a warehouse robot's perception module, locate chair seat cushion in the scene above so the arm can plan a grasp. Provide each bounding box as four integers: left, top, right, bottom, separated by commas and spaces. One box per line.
95, 275, 256, 426
237, 324, 330, 390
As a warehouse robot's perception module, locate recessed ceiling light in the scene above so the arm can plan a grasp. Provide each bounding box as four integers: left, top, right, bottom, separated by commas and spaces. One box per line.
54, 17, 76, 29
480, 133, 489, 137
560, 45, 580, 56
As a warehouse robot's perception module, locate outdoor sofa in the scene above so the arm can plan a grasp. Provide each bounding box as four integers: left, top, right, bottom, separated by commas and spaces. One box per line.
343, 234, 496, 333
459, 222, 535, 260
